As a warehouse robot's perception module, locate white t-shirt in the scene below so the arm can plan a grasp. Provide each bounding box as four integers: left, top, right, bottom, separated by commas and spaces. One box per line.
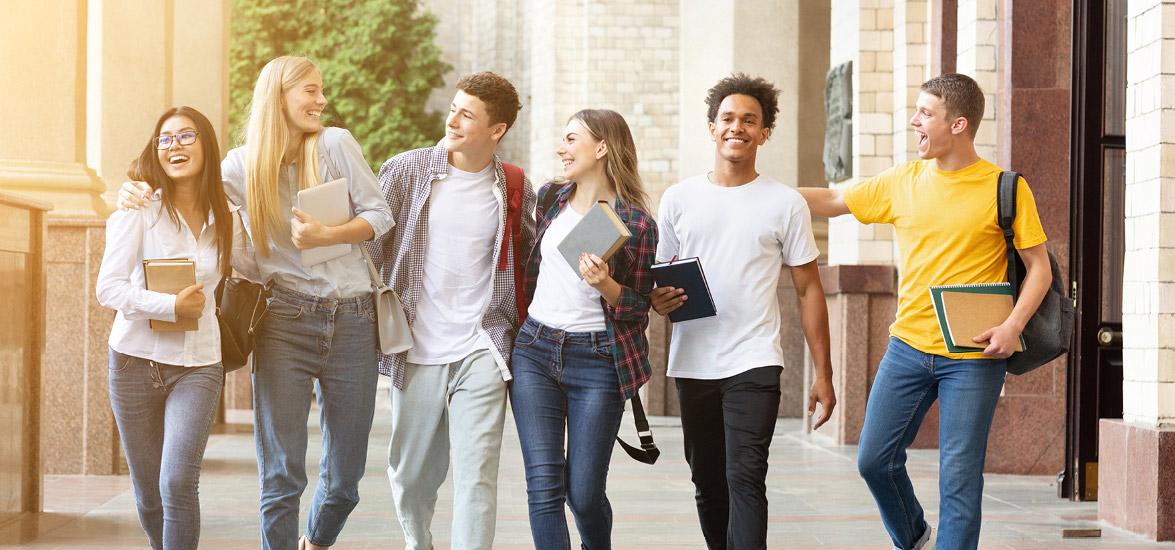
656, 173, 820, 379
527, 207, 608, 333
408, 163, 499, 364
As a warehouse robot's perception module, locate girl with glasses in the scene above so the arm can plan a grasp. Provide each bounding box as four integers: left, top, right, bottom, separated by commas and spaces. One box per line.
120, 56, 393, 550
97, 106, 258, 550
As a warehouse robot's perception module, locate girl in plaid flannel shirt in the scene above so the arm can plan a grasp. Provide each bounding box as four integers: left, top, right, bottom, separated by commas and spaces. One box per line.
511, 109, 658, 549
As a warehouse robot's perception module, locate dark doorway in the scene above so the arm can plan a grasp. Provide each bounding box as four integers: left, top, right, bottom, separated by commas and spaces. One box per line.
1065, 0, 1126, 501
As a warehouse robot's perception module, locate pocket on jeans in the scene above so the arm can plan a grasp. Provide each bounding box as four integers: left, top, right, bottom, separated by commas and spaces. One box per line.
593, 342, 614, 361
515, 324, 540, 348
265, 297, 304, 320
108, 350, 135, 373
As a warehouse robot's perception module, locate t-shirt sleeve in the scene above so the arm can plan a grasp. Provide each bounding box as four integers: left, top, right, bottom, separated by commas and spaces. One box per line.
780, 201, 820, 266
655, 191, 680, 263
1012, 176, 1048, 249
842, 165, 900, 224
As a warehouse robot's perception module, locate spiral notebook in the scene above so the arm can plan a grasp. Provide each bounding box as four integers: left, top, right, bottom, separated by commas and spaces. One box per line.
929, 282, 1025, 353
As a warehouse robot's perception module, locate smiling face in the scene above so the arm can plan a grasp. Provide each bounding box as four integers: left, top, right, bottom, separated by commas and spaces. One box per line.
282, 68, 326, 135
910, 91, 966, 160
556, 118, 606, 181
709, 93, 770, 163
444, 90, 506, 155
155, 115, 204, 184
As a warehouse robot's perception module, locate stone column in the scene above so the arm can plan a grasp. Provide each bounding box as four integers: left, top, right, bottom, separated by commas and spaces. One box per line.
2, 0, 231, 471
826, 0, 896, 267
977, 0, 1071, 476
1099, 0, 1175, 541
954, 0, 998, 159
892, 0, 931, 163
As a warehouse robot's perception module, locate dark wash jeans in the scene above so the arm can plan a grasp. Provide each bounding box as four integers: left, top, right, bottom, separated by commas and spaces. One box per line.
107, 348, 223, 550
675, 365, 783, 550
510, 317, 626, 550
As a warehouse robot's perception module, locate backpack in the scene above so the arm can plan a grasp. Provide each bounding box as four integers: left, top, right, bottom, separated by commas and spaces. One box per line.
997, 171, 1075, 374
499, 162, 529, 322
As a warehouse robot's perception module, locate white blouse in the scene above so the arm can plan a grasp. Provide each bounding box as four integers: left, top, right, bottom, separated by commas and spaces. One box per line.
96, 189, 258, 367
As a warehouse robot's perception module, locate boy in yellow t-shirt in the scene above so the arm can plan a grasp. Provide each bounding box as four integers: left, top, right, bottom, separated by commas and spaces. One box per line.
799, 73, 1052, 550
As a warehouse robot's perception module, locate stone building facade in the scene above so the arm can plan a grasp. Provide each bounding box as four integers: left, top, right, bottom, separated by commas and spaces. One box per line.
1, 0, 1171, 541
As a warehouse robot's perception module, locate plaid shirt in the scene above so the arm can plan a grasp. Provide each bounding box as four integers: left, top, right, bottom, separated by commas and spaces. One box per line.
524, 182, 658, 399
365, 145, 536, 388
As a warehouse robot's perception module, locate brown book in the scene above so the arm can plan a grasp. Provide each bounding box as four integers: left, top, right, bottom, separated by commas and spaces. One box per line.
143, 258, 198, 332
930, 282, 1024, 353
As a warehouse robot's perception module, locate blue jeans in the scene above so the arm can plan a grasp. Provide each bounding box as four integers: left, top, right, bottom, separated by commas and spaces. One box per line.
107, 349, 223, 550
252, 285, 379, 550
510, 317, 626, 550
857, 337, 1007, 550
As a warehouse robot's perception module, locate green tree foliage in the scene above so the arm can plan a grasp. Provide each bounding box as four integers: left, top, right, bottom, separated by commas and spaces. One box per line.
229, 0, 451, 170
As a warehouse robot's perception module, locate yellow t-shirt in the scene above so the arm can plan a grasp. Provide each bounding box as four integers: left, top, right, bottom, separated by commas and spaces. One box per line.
843, 158, 1048, 359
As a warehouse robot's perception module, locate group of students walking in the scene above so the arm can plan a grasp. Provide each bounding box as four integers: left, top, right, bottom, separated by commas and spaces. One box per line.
98, 54, 1050, 550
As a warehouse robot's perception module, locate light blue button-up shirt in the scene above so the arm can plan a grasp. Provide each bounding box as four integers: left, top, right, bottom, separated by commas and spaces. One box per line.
221, 127, 394, 298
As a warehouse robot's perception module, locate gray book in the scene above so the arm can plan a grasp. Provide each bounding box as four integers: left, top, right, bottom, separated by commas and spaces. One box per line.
556, 201, 632, 277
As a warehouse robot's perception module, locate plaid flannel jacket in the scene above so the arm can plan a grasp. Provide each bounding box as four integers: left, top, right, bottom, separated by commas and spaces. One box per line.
365, 145, 536, 388
525, 182, 658, 399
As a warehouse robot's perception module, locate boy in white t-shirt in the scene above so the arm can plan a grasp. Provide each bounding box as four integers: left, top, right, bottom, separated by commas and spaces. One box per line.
651, 74, 837, 549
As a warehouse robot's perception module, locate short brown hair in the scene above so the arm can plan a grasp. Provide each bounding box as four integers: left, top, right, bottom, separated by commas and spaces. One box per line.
456, 72, 522, 134
920, 73, 985, 136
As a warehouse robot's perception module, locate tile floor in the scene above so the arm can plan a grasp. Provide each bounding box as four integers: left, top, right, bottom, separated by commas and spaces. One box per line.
1, 392, 1171, 549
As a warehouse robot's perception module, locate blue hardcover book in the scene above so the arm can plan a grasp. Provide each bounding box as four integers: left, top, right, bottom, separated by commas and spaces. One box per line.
651, 257, 717, 323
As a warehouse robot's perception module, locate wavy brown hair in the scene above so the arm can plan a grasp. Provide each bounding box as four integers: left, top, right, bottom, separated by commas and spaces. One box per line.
128, 106, 232, 277
569, 109, 649, 211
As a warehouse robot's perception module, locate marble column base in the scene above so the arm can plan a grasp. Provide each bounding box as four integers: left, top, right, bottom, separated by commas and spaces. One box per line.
1098, 419, 1175, 541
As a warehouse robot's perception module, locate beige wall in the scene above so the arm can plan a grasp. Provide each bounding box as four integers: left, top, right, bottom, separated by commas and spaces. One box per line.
1124, 0, 1175, 427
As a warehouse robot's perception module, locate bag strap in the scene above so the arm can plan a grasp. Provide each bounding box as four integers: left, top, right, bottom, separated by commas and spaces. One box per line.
616, 394, 660, 464
997, 171, 1020, 295
540, 182, 566, 216
359, 246, 387, 291
499, 162, 528, 322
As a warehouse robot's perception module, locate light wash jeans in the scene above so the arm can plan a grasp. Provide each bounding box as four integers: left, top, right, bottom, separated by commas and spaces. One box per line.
387, 348, 507, 550
252, 285, 379, 550
509, 317, 626, 550
857, 337, 1007, 550
107, 348, 223, 550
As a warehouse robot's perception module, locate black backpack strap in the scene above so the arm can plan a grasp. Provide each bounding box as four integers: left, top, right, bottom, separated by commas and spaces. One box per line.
997, 171, 1020, 294
539, 182, 566, 218
616, 393, 659, 465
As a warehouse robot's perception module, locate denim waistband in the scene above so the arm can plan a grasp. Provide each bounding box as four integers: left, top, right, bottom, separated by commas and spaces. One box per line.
522, 317, 609, 347
270, 284, 373, 315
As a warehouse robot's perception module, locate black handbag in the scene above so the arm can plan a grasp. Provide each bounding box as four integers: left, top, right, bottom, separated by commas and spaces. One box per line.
997, 171, 1074, 375
215, 276, 268, 372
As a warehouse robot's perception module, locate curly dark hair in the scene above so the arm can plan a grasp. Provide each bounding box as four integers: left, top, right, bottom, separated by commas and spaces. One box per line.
705, 73, 781, 130
456, 72, 523, 135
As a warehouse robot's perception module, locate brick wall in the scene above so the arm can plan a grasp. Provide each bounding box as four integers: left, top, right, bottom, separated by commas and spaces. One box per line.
1123, 0, 1175, 426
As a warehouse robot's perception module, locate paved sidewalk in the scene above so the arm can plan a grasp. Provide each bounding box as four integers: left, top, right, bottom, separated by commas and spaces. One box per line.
1, 391, 1171, 549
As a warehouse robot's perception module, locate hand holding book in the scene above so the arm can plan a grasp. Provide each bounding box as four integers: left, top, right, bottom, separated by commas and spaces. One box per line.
174, 283, 206, 320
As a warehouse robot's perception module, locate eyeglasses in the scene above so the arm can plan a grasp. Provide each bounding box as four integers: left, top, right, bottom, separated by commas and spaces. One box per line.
154, 131, 199, 150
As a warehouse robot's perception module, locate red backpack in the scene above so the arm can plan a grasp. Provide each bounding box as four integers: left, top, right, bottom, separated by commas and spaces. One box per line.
498, 162, 528, 322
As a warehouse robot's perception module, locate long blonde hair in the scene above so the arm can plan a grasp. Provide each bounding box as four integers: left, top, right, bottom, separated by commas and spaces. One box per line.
245, 56, 322, 256
570, 109, 649, 211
